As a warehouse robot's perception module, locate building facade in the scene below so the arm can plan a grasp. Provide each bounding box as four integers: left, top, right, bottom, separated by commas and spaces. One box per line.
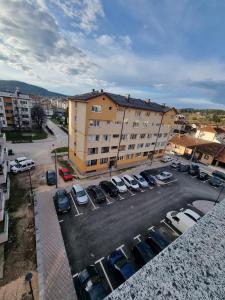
0, 89, 33, 128
68, 91, 177, 174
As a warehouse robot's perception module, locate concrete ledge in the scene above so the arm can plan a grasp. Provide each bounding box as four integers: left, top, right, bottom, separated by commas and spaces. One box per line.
107, 199, 225, 300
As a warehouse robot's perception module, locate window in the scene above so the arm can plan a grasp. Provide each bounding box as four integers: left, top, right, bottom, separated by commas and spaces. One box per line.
101, 147, 109, 153
130, 134, 137, 140
100, 158, 108, 164
91, 105, 102, 112
88, 147, 98, 155
118, 156, 123, 160
204, 154, 209, 160
133, 121, 139, 128
135, 152, 141, 157
107, 121, 111, 125
22, 115, 29, 118
147, 133, 152, 138
21, 108, 28, 112
146, 112, 150, 117
143, 151, 148, 156
86, 159, 97, 166
89, 120, 100, 127
109, 106, 112, 111
113, 134, 119, 138
135, 111, 141, 117
154, 133, 158, 137
143, 121, 148, 127
0, 106, 3, 110
156, 123, 161, 126
126, 154, 133, 159
103, 134, 110, 141
119, 145, 126, 151
4, 102, 12, 106
145, 143, 150, 147
151, 142, 155, 145
111, 146, 118, 150
164, 133, 168, 137
140, 134, 146, 139
88, 135, 99, 142
137, 143, 143, 149
20, 100, 27, 105
124, 118, 128, 124
117, 107, 124, 111
115, 121, 122, 125
158, 133, 162, 138
161, 141, 166, 146
128, 144, 135, 150
121, 134, 127, 140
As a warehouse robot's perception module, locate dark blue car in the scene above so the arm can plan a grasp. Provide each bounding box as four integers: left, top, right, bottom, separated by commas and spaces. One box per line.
132, 241, 156, 267
140, 170, 156, 186
107, 250, 135, 281
54, 189, 71, 213
77, 265, 107, 300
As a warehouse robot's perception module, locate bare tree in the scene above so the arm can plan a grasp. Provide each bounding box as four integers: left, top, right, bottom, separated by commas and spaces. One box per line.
31, 104, 46, 131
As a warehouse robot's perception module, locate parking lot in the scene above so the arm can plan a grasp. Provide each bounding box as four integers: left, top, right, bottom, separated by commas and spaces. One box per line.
56, 165, 225, 297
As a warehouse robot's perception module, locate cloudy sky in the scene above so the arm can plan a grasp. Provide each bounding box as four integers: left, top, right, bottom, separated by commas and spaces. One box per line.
1, 0, 225, 109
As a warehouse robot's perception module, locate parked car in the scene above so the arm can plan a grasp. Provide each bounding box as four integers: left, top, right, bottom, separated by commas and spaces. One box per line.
183, 209, 201, 222
10, 156, 27, 169
209, 176, 223, 187
11, 159, 35, 174
166, 211, 196, 233
99, 181, 119, 197
161, 156, 173, 163
156, 171, 173, 181
132, 241, 156, 267
140, 170, 156, 186
188, 164, 200, 176
177, 163, 190, 172
111, 176, 127, 193
171, 161, 181, 169
197, 171, 210, 181
87, 185, 106, 203
212, 170, 225, 182
133, 174, 149, 188
146, 230, 171, 253
107, 250, 135, 281
77, 265, 107, 300
46, 170, 56, 185
71, 185, 88, 205
54, 189, 71, 213
58, 167, 73, 181
122, 175, 140, 191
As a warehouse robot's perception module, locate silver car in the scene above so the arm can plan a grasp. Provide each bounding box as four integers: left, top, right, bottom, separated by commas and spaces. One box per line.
133, 174, 149, 188
71, 185, 88, 205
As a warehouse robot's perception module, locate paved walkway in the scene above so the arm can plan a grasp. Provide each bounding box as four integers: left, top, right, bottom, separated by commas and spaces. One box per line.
34, 191, 77, 300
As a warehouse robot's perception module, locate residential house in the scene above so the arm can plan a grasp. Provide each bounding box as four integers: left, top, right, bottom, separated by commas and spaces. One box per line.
68, 90, 177, 175
192, 142, 225, 167
168, 134, 207, 155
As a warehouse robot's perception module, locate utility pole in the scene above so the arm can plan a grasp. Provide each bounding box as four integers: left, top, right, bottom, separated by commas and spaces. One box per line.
27, 169, 33, 203
25, 272, 34, 300
55, 149, 58, 188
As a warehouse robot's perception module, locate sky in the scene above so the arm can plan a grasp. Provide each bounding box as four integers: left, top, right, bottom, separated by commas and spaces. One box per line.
0, 0, 225, 109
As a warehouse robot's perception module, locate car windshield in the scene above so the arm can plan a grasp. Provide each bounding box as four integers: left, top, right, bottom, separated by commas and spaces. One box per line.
115, 257, 127, 269
131, 179, 138, 185
15, 164, 22, 168
77, 190, 86, 197
58, 196, 68, 204
48, 173, 55, 179
117, 181, 124, 187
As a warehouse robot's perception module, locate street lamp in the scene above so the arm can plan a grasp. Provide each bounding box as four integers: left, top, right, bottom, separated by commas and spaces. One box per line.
25, 272, 34, 300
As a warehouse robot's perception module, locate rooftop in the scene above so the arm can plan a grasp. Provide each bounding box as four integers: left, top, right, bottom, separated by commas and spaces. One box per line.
169, 134, 207, 148
70, 90, 175, 113
192, 142, 225, 157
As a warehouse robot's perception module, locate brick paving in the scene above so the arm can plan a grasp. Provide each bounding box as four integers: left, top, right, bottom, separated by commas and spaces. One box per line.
34, 191, 77, 300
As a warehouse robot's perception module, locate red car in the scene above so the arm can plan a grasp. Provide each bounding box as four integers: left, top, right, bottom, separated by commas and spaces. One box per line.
59, 167, 73, 181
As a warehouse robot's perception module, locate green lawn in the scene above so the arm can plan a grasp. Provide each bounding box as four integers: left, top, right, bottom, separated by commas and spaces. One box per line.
51, 147, 68, 153
4, 129, 47, 142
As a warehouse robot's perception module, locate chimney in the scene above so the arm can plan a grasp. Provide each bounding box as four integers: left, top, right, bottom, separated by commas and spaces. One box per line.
92, 89, 95, 93
100, 89, 104, 93
125, 94, 130, 102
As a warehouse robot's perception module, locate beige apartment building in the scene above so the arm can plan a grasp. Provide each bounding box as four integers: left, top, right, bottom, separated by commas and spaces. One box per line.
68, 90, 177, 174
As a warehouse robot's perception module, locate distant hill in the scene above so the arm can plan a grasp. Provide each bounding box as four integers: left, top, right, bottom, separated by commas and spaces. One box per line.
0, 80, 67, 97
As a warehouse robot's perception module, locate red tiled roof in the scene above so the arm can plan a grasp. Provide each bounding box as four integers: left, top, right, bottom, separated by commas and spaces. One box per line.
193, 142, 225, 157
169, 134, 208, 148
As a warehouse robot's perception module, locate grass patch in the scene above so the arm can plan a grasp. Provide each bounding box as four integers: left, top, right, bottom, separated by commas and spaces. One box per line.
4, 129, 47, 142
7, 175, 27, 212
50, 116, 63, 125
51, 147, 68, 153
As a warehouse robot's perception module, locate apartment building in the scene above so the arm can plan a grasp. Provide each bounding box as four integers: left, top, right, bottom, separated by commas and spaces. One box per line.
0, 133, 10, 244
0, 89, 33, 128
68, 90, 177, 174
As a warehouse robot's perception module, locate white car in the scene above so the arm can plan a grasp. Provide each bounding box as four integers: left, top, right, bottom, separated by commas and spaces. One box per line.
161, 156, 173, 163
133, 174, 149, 188
11, 159, 35, 174
111, 176, 127, 193
122, 175, 140, 191
156, 171, 173, 181
183, 209, 201, 222
71, 185, 88, 205
166, 211, 196, 233
10, 156, 27, 168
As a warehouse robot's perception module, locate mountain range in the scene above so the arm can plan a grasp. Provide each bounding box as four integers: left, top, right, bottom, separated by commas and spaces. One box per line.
0, 80, 67, 97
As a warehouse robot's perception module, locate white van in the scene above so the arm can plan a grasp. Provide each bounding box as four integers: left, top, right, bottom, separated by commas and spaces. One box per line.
111, 176, 127, 193
10, 156, 27, 169
11, 159, 35, 174
166, 211, 196, 233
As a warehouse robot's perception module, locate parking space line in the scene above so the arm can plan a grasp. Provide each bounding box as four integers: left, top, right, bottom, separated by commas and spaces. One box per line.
95, 258, 113, 292
179, 208, 184, 211
133, 234, 141, 242
148, 226, 155, 232
59, 219, 64, 223
70, 193, 83, 217
116, 244, 127, 258
102, 191, 113, 205
72, 273, 78, 278
85, 191, 99, 210
127, 189, 135, 197
161, 220, 179, 235
118, 194, 124, 200
140, 188, 145, 193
